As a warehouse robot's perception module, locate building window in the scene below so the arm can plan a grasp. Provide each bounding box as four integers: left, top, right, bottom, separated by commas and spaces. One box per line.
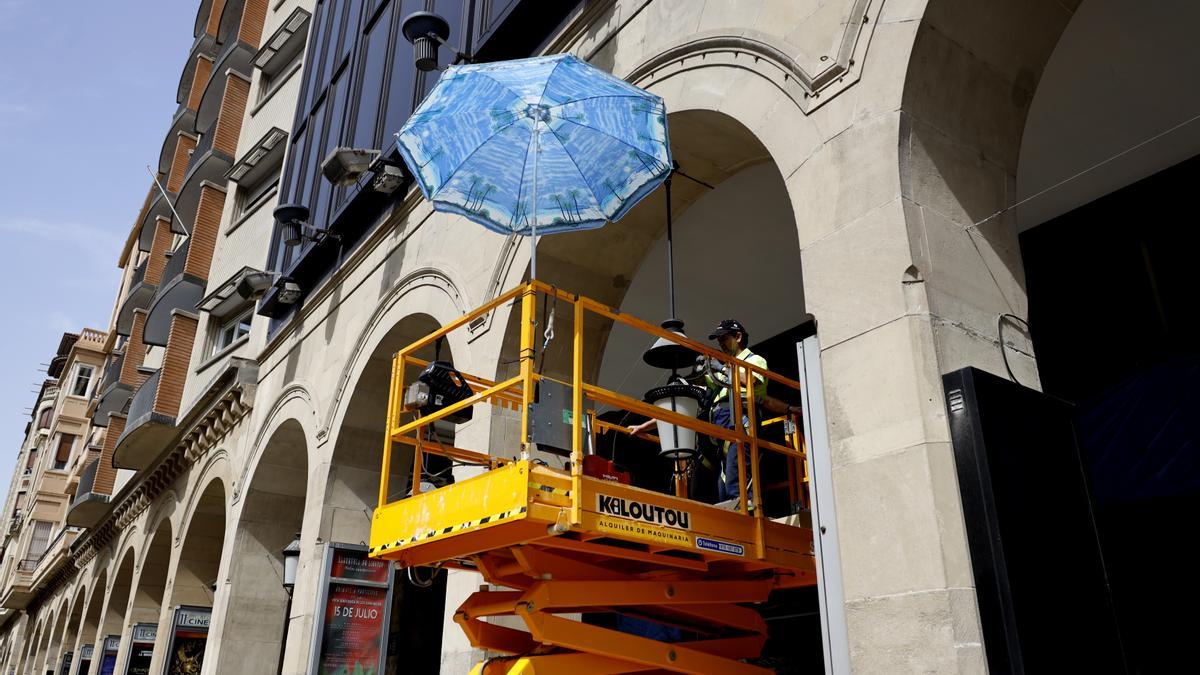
53, 433, 75, 471
213, 310, 252, 356
234, 168, 280, 221
228, 128, 288, 225
13, 491, 25, 516
28, 521, 52, 560
255, 8, 311, 104
70, 363, 95, 398
36, 406, 52, 430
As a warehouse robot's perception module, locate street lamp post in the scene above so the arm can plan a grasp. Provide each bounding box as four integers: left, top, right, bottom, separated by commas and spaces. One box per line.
277, 533, 302, 675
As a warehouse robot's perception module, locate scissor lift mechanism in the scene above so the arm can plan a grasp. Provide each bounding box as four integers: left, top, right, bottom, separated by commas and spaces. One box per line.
369, 283, 816, 674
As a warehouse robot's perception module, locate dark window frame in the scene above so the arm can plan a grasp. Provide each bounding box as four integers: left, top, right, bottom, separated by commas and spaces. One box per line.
262, 0, 580, 324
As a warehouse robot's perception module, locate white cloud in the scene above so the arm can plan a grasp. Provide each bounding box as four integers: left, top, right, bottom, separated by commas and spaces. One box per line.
0, 217, 122, 270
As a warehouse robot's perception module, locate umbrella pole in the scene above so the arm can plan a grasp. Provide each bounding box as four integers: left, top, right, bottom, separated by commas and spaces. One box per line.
530, 125, 541, 281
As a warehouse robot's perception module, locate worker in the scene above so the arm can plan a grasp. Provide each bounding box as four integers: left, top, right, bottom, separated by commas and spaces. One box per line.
631, 319, 800, 507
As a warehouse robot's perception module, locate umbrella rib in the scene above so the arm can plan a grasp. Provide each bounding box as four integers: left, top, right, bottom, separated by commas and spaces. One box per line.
543, 129, 605, 221
536, 57, 569, 106
402, 107, 520, 134
476, 70, 540, 105
429, 116, 524, 197
554, 116, 670, 174
546, 93, 656, 109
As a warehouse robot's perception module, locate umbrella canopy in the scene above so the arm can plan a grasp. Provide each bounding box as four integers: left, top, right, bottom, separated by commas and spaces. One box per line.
396, 53, 671, 244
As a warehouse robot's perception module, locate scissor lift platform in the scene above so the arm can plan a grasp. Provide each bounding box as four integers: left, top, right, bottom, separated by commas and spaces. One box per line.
371, 462, 815, 673
371, 460, 814, 580
369, 284, 817, 674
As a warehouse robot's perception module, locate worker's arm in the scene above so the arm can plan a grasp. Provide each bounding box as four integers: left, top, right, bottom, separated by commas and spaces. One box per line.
756, 393, 802, 417
627, 418, 656, 437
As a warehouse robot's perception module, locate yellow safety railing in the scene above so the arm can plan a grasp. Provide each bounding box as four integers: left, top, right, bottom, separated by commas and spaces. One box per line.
378, 281, 809, 553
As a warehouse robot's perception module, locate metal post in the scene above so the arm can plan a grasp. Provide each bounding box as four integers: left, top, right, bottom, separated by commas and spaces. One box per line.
519, 287, 536, 460
665, 174, 675, 318
276, 591, 293, 675
379, 354, 399, 507
797, 337, 850, 674
570, 300, 584, 525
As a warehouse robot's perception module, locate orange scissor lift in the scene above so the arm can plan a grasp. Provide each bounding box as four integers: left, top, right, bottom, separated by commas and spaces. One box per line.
369, 282, 816, 674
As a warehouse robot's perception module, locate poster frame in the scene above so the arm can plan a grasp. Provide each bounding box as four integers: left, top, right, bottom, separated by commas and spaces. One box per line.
306, 542, 394, 675
122, 623, 157, 675
159, 605, 211, 675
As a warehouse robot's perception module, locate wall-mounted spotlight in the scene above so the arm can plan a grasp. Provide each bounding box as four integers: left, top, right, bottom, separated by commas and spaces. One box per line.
321, 147, 407, 195
234, 270, 278, 300
321, 147, 379, 187
275, 276, 302, 305
401, 11, 472, 72
274, 203, 340, 248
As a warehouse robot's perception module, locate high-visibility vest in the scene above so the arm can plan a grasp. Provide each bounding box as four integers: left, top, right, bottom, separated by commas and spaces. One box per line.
707, 348, 767, 403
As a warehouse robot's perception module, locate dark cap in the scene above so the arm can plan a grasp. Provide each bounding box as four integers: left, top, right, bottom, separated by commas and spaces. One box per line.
708, 319, 747, 340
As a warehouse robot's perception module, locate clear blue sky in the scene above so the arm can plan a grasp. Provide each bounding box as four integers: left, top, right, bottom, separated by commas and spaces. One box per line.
0, 2, 196, 485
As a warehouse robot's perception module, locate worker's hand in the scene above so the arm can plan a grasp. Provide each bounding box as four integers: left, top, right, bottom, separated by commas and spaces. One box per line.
628, 420, 654, 437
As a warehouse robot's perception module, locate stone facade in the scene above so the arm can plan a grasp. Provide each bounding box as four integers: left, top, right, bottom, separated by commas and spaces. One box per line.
3, 0, 1160, 673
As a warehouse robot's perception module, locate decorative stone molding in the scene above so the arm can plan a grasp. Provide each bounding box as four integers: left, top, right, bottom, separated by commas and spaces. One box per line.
72, 359, 256, 569
625, 0, 877, 113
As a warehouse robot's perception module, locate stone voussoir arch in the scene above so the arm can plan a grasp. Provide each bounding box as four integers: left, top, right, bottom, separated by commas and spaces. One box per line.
241, 384, 320, 504
321, 266, 474, 443
173, 453, 231, 548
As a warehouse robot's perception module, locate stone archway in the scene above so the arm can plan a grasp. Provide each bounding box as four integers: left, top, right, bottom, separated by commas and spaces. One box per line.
22, 617, 44, 675
906, 2, 1200, 671
43, 599, 70, 674
58, 585, 86, 675
213, 419, 309, 674
326, 311, 453, 673
93, 551, 135, 675
118, 518, 171, 675
165, 478, 227, 674
76, 567, 107, 675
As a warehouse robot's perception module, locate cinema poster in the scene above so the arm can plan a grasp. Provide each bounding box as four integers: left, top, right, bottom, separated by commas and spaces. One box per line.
164, 606, 210, 675
308, 544, 393, 675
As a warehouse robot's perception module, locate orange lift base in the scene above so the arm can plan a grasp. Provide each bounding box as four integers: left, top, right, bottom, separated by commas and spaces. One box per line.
370, 461, 817, 673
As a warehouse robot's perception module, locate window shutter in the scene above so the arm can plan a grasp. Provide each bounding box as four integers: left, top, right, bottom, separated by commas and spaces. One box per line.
29, 521, 52, 559
55, 434, 75, 464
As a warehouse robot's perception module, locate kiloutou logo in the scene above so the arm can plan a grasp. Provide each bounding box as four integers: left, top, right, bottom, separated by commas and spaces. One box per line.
597, 494, 691, 529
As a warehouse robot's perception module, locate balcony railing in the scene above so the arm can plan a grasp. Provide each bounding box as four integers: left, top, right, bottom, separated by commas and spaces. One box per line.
72, 459, 99, 502
16, 559, 37, 572
79, 328, 106, 348
100, 351, 125, 391
161, 238, 191, 286
130, 257, 148, 288
186, 123, 216, 177
117, 257, 158, 336
67, 458, 110, 529
126, 368, 161, 426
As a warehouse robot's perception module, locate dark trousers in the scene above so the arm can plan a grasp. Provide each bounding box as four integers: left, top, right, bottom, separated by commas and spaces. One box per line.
712, 404, 754, 503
